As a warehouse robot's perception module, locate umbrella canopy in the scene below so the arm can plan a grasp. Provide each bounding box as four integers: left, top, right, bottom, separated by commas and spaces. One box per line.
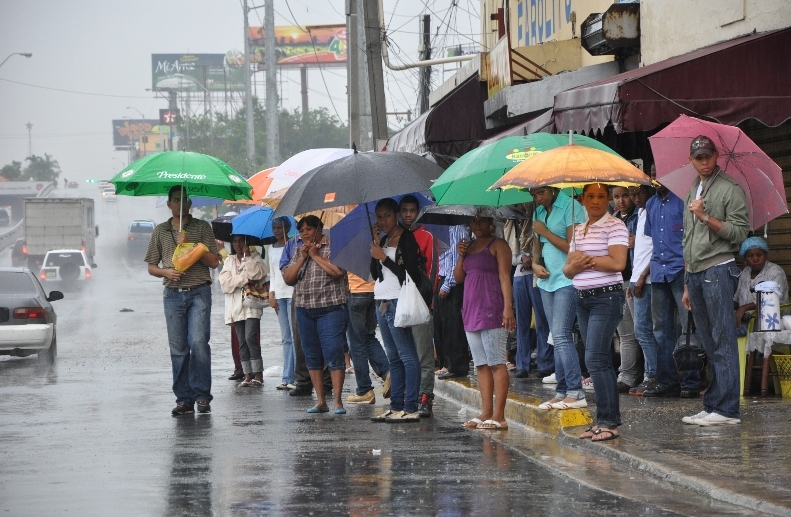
110, 150, 253, 201
266, 148, 354, 197
273, 151, 444, 217
226, 167, 276, 205
211, 213, 237, 243
490, 144, 650, 190
156, 196, 224, 208
649, 115, 787, 230
231, 206, 296, 245
417, 204, 530, 226
431, 134, 621, 206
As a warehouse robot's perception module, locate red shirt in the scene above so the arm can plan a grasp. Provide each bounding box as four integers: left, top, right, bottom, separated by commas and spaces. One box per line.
412, 225, 439, 293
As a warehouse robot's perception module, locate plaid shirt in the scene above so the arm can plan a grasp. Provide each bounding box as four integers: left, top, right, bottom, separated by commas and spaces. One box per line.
144, 217, 218, 288
287, 234, 348, 309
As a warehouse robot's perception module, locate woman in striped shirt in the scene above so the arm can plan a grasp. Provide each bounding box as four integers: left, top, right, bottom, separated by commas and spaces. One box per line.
563, 183, 628, 442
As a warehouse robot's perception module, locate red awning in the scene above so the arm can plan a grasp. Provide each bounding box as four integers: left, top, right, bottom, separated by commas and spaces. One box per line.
553, 27, 791, 134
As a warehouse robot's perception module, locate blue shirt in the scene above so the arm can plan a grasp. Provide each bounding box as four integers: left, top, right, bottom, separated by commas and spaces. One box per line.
644, 191, 685, 283
438, 225, 469, 293
533, 192, 585, 292
279, 235, 303, 270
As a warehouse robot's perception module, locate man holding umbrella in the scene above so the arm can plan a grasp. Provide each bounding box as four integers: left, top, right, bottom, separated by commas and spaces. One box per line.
145, 186, 220, 416
681, 136, 749, 426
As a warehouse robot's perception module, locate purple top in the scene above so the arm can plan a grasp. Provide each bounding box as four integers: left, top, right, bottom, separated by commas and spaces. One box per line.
461, 240, 504, 332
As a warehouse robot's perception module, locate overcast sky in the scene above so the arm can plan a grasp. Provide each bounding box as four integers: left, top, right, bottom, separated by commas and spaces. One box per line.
0, 0, 479, 182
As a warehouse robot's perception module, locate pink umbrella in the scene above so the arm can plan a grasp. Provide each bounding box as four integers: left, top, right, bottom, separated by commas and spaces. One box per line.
649, 115, 787, 231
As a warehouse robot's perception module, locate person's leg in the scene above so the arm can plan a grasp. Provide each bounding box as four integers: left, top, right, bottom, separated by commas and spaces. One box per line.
513, 276, 533, 372
233, 320, 252, 379
163, 289, 193, 406
296, 307, 327, 410
412, 316, 435, 398
314, 305, 348, 411
528, 277, 553, 373
186, 284, 213, 404
482, 327, 509, 425
465, 330, 492, 422
652, 280, 681, 388
616, 281, 639, 387
377, 305, 404, 412
291, 296, 312, 390
347, 294, 376, 395
543, 286, 584, 401
444, 283, 471, 375
386, 300, 421, 414
230, 325, 243, 378
245, 318, 263, 380
632, 284, 658, 381
276, 298, 296, 385
362, 295, 389, 379
433, 287, 448, 370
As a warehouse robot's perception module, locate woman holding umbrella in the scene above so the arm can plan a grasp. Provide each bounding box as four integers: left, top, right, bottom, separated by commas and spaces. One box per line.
219, 235, 268, 387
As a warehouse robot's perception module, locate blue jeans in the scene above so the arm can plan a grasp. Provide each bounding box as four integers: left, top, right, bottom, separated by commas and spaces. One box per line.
577, 290, 624, 428
376, 299, 420, 413
651, 273, 700, 389
296, 304, 347, 371
276, 298, 296, 385
540, 285, 584, 400
347, 293, 389, 395
513, 275, 552, 372
687, 264, 741, 419
631, 283, 658, 380
163, 284, 213, 405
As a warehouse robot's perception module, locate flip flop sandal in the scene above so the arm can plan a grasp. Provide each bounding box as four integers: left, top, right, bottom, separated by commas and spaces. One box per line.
477, 419, 508, 430
238, 380, 251, 388
506, 362, 516, 372
591, 427, 619, 442
249, 379, 263, 387
550, 399, 588, 409
578, 426, 598, 439
462, 418, 484, 428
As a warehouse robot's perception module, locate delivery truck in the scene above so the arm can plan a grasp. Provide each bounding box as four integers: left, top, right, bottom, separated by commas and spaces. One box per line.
23, 198, 98, 270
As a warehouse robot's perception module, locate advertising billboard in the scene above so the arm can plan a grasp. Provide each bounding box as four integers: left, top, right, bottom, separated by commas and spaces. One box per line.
151, 53, 245, 92
112, 120, 160, 147
248, 25, 347, 67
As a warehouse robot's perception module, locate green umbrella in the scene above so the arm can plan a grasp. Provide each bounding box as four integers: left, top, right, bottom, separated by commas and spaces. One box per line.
110, 151, 253, 202
430, 133, 621, 206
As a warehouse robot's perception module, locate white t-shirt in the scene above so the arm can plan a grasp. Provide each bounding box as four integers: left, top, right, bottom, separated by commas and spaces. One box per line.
630, 208, 653, 284
374, 247, 401, 300
268, 245, 294, 299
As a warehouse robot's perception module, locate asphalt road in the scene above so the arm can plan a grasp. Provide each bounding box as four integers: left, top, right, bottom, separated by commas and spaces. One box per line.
0, 187, 713, 516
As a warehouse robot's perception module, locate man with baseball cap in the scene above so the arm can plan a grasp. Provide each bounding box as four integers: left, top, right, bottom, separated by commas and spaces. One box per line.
681, 135, 749, 426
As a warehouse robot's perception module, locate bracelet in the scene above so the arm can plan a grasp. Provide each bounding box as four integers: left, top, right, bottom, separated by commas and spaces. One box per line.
698, 214, 710, 225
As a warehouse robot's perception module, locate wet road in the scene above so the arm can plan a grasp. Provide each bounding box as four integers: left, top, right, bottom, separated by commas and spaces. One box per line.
0, 188, 691, 516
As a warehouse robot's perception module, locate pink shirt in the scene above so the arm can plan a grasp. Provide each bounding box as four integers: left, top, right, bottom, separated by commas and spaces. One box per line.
570, 212, 629, 290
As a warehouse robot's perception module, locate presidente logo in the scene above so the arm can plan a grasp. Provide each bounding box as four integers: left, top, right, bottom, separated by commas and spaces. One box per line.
228, 174, 243, 184
120, 170, 135, 179
156, 171, 207, 180
506, 147, 543, 162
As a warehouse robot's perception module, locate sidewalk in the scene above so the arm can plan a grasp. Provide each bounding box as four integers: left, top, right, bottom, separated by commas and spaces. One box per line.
434, 372, 791, 517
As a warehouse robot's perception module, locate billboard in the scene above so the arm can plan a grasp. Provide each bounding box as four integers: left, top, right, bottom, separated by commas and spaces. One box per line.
486, 36, 513, 98
248, 25, 346, 67
112, 119, 160, 147
151, 53, 245, 92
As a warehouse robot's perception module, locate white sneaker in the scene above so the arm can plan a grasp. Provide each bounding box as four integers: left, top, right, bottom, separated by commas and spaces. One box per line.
542, 373, 557, 384
695, 412, 741, 426
682, 410, 709, 424
582, 378, 594, 391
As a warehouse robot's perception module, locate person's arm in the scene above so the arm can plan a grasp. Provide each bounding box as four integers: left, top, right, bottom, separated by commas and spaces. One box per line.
145, 229, 183, 282
219, 257, 245, 294
440, 226, 464, 294
532, 229, 549, 279
493, 239, 516, 332
148, 262, 183, 282
633, 264, 650, 299
453, 239, 470, 284
282, 247, 308, 286
245, 251, 268, 281
532, 220, 572, 253
307, 241, 344, 279
198, 222, 220, 268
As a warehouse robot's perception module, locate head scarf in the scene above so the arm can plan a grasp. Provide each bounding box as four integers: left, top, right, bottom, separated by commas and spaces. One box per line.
739, 236, 769, 257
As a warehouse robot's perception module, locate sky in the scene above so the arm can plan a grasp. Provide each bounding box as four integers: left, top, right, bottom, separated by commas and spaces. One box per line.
0, 0, 480, 182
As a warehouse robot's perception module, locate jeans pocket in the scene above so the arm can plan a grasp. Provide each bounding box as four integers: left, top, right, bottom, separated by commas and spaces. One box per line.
163, 287, 171, 298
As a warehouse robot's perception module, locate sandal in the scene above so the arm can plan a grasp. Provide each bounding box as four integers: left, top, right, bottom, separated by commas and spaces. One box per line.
238, 380, 251, 388
249, 379, 263, 387
506, 362, 516, 372
477, 419, 508, 430
538, 399, 559, 410
591, 427, 619, 442
462, 418, 484, 428
578, 426, 598, 439
435, 368, 448, 376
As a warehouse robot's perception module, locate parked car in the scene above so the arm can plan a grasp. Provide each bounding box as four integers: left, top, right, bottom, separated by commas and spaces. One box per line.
0, 209, 9, 226
11, 238, 26, 267
102, 186, 116, 201
67, 181, 79, 189
127, 219, 155, 252
0, 267, 63, 362
38, 250, 94, 286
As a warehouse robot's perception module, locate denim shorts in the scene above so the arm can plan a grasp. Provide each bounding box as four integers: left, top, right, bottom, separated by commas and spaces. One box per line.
466, 327, 507, 367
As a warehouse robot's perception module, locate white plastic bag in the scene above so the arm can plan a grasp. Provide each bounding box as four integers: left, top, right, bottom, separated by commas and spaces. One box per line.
263, 365, 283, 377
394, 272, 431, 328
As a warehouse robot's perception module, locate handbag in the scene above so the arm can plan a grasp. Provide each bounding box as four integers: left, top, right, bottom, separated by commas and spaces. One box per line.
673, 311, 707, 371
394, 272, 431, 328
242, 280, 270, 309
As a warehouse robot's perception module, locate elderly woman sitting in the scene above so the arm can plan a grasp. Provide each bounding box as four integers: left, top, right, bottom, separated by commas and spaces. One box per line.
734, 237, 789, 336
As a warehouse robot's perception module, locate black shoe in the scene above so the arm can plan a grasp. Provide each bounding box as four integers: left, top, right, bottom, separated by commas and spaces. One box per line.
643, 383, 681, 398
289, 385, 313, 396
228, 372, 244, 381
417, 393, 433, 417
196, 401, 211, 414
537, 370, 554, 378
515, 369, 529, 379
171, 403, 194, 417
438, 371, 467, 380
680, 388, 701, 398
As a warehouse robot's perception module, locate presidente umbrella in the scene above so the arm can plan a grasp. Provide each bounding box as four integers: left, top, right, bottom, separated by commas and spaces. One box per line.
431, 133, 621, 206
649, 115, 787, 231
156, 196, 224, 208
231, 206, 296, 246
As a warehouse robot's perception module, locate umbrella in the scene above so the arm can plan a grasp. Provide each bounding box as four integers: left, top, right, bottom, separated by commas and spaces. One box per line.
265, 148, 354, 197
431, 133, 621, 206
416, 204, 530, 226
156, 196, 225, 208
273, 150, 444, 217
225, 167, 276, 206
210, 213, 237, 243
649, 115, 787, 231
231, 206, 296, 246
328, 193, 449, 280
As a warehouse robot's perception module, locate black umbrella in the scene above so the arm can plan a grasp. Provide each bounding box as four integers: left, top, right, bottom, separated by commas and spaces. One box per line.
273, 150, 445, 218
416, 204, 531, 226
210, 213, 266, 246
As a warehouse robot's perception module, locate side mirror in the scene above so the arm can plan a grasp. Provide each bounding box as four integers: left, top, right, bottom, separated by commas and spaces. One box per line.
47, 291, 64, 302
95, 226, 99, 237
91, 263, 98, 268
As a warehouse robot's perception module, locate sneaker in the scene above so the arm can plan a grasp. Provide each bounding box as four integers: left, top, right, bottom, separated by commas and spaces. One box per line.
196, 401, 211, 414
537, 370, 554, 378
515, 369, 529, 379
417, 393, 433, 417
385, 410, 420, 423
275, 383, 291, 391
695, 412, 741, 426
289, 385, 313, 397
582, 377, 594, 391
682, 410, 709, 425
382, 372, 391, 399
171, 403, 194, 417
346, 390, 376, 404
629, 378, 657, 396
228, 372, 244, 381
542, 373, 557, 384
642, 382, 681, 398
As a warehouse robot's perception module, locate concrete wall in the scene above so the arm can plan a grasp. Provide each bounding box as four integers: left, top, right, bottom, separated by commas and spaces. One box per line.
640, 0, 791, 66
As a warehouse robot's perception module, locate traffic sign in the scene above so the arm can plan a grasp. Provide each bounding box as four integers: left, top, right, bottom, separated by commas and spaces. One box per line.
160, 109, 179, 125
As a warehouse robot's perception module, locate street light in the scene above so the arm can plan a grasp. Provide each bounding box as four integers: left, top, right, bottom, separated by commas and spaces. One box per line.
126, 106, 145, 119
0, 52, 32, 69
173, 73, 213, 155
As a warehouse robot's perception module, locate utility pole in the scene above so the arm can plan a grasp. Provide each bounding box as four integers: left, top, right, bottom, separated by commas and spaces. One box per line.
168, 90, 177, 151
346, 0, 359, 149
300, 65, 308, 120
417, 15, 431, 115
265, 0, 280, 167
243, 0, 256, 173
362, 0, 389, 150
25, 122, 32, 157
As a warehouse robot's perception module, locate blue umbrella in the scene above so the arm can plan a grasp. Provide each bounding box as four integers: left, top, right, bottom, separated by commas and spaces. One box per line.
156, 195, 225, 208
329, 193, 449, 280
231, 206, 296, 245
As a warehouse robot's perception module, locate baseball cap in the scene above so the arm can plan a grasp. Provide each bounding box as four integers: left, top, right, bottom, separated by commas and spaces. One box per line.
690, 135, 717, 158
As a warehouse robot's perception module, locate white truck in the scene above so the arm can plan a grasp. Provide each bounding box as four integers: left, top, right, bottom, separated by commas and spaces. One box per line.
23, 198, 98, 270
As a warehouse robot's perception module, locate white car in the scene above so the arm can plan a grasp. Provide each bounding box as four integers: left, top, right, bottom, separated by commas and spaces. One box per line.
38, 250, 93, 284
98, 179, 110, 189
102, 186, 116, 201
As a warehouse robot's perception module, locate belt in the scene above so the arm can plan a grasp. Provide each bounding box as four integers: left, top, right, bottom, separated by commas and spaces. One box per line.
577, 283, 622, 298
172, 282, 210, 292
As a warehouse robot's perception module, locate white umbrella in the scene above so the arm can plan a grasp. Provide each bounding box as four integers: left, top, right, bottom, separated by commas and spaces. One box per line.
264, 148, 353, 197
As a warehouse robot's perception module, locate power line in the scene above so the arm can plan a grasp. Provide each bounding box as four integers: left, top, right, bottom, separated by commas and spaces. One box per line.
0, 77, 152, 99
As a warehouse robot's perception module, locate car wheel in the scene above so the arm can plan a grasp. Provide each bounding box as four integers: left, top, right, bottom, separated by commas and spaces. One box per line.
38, 332, 57, 363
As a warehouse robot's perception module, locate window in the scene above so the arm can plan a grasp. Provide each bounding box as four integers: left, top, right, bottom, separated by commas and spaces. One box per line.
45, 253, 86, 267
0, 272, 37, 295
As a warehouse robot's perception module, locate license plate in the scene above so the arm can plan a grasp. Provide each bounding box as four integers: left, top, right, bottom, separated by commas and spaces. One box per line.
46, 272, 56, 278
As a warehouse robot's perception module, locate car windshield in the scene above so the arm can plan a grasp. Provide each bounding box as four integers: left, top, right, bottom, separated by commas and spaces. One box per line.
0, 271, 37, 295
130, 222, 154, 233
45, 253, 85, 267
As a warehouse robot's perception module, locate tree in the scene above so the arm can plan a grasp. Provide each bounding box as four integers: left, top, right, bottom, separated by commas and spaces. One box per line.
24, 154, 61, 182
0, 160, 23, 181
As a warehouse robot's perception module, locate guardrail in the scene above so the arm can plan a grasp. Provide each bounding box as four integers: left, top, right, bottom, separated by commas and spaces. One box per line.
0, 219, 23, 252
